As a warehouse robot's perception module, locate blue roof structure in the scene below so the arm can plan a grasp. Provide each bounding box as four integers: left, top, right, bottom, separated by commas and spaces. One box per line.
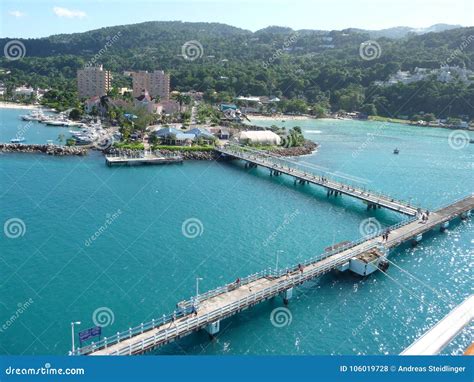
154, 127, 181, 137
187, 128, 214, 138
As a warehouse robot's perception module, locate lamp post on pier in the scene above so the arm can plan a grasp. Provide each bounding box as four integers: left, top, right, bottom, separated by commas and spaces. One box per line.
276, 250, 284, 273
195, 277, 203, 308
71, 321, 81, 354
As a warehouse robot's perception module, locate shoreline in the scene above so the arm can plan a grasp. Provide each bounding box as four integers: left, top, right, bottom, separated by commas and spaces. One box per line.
247, 114, 314, 122
0, 102, 43, 110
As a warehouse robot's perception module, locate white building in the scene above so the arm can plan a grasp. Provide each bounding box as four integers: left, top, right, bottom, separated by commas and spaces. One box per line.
237, 131, 282, 145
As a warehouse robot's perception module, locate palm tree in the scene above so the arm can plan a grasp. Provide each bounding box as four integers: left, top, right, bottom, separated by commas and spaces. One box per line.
172, 93, 192, 113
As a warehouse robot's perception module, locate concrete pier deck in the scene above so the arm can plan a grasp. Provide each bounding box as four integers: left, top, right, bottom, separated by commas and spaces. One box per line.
75, 195, 473, 356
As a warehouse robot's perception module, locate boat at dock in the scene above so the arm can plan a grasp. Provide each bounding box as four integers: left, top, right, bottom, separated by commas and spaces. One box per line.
20, 110, 46, 122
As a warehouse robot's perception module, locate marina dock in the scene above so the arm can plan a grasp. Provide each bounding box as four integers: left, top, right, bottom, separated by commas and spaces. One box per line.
74, 194, 473, 356
105, 152, 183, 166
215, 145, 420, 216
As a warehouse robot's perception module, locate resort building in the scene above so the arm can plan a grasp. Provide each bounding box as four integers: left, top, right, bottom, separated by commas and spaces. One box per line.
134, 90, 160, 114
132, 70, 170, 100
77, 65, 111, 98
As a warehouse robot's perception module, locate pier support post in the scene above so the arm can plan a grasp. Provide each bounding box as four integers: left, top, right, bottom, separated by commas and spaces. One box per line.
205, 320, 220, 338
412, 233, 423, 246
440, 221, 449, 232
282, 288, 293, 305
461, 210, 471, 220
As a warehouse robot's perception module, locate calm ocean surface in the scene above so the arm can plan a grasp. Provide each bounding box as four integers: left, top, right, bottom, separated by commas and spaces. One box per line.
1, 110, 472, 355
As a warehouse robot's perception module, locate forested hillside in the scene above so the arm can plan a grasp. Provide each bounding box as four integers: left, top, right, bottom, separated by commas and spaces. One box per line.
1, 21, 473, 118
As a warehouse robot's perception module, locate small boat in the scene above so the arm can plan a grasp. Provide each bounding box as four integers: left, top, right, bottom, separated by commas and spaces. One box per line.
393, 148, 400, 154
10, 137, 25, 143
469, 139, 474, 144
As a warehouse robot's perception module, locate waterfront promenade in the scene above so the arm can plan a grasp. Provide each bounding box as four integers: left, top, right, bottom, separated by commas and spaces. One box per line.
75, 195, 473, 356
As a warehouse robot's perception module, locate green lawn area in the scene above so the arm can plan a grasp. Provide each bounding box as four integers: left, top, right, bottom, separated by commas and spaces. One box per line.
151, 145, 215, 151
368, 116, 412, 125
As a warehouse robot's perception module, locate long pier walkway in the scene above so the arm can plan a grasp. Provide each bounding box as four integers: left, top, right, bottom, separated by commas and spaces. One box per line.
216, 145, 419, 216
75, 195, 473, 356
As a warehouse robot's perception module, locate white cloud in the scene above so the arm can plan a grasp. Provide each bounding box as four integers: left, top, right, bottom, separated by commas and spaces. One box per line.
9, 10, 25, 18
52, 6, 86, 19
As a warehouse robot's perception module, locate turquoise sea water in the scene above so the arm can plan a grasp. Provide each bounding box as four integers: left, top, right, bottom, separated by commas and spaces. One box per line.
0, 112, 472, 355
0, 108, 71, 145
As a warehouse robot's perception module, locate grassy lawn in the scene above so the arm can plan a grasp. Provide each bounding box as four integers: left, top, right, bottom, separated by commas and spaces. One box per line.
368, 116, 412, 125
151, 145, 215, 151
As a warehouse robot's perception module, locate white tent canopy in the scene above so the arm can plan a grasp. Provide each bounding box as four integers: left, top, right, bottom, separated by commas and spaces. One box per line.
237, 131, 281, 145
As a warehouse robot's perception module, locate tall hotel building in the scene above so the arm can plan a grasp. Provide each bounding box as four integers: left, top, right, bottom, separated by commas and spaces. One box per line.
77, 65, 112, 98
132, 70, 170, 100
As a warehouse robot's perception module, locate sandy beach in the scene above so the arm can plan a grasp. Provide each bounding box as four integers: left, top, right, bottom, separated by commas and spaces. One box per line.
0, 102, 42, 110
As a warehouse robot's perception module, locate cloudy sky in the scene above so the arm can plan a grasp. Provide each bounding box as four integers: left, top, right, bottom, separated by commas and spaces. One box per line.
1, 0, 473, 38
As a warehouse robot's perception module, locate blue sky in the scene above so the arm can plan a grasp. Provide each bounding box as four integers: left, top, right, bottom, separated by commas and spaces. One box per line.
1, 0, 473, 38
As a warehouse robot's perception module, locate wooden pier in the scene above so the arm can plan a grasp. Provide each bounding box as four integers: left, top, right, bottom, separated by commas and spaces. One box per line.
216, 145, 419, 216
105, 152, 183, 166
74, 195, 473, 356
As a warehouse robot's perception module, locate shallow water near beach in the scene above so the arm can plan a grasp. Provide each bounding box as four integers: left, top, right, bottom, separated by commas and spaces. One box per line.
1, 112, 473, 355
